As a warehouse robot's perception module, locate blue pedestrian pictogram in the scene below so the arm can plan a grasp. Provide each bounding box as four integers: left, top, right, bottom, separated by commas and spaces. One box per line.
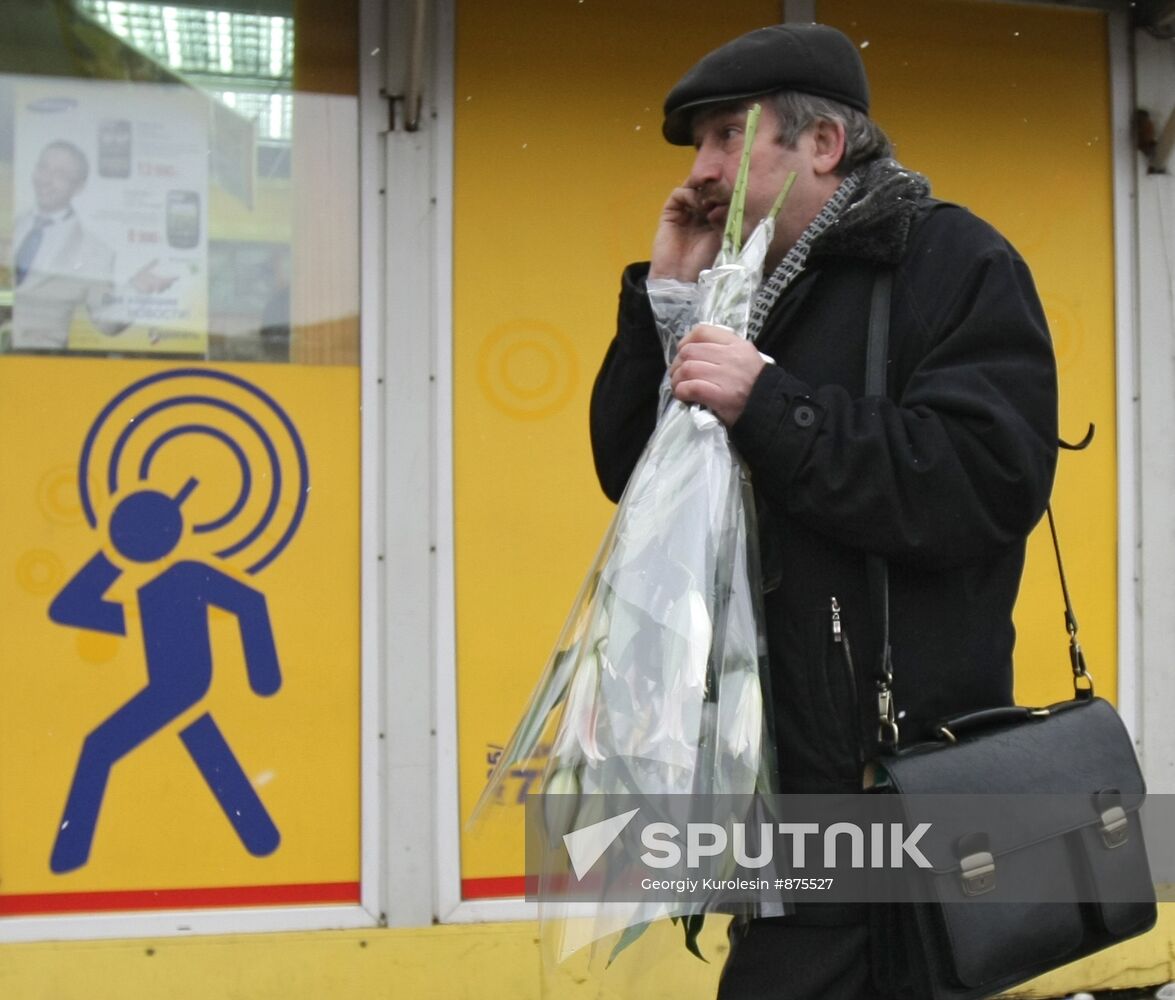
47, 369, 309, 874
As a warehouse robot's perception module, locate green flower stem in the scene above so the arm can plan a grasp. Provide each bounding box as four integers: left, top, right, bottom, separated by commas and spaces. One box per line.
721, 103, 762, 258
770, 171, 798, 222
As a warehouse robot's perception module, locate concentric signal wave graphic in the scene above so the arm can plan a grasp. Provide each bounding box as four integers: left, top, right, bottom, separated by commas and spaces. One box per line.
77, 368, 309, 575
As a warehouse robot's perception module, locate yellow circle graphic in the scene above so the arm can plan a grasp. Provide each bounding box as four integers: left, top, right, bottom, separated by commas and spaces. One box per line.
16, 548, 65, 596
37, 465, 85, 525
476, 321, 579, 420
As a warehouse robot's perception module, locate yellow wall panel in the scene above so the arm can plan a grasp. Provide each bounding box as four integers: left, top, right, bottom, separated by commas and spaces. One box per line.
818, 0, 1118, 709
0, 357, 360, 912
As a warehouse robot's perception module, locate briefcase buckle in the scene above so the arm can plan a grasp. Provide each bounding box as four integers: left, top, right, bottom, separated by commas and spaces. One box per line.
959, 851, 996, 896
1099, 805, 1129, 849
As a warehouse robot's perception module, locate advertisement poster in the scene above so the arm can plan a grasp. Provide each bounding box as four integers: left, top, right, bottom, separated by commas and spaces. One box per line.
11, 79, 209, 355
0, 356, 360, 917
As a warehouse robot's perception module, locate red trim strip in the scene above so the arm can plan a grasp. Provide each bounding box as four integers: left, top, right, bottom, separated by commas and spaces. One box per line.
0, 881, 360, 917
461, 875, 526, 900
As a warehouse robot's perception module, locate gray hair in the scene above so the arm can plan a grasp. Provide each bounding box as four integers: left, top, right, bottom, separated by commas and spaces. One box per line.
771, 92, 892, 175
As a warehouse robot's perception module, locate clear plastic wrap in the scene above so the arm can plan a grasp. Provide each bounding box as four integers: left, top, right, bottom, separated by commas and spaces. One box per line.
472, 104, 790, 972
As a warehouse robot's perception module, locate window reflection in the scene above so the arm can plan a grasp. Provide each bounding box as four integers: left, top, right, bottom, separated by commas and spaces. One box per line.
0, 0, 358, 365
76, 1, 295, 144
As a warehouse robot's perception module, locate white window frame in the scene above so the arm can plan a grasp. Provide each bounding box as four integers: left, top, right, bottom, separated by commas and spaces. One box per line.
0, 0, 389, 947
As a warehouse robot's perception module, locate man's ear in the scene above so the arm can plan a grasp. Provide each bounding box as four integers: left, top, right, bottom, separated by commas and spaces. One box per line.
810, 118, 847, 176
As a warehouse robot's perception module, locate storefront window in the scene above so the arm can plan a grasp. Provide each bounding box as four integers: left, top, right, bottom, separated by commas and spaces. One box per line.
0, 0, 358, 364
0, 0, 363, 928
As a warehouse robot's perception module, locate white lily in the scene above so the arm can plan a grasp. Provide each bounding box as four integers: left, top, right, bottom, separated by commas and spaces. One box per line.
636, 588, 712, 761
668, 589, 713, 694
550, 642, 605, 765
718, 667, 763, 763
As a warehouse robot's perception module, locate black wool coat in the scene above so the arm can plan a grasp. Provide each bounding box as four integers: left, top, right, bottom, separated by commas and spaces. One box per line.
589, 165, 1059, 793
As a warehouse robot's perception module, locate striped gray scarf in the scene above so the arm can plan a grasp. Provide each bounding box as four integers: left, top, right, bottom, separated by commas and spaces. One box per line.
747, 171, 862, 343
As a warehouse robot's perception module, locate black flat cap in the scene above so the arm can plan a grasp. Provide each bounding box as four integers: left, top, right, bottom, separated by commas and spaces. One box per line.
662, 24, 870, 145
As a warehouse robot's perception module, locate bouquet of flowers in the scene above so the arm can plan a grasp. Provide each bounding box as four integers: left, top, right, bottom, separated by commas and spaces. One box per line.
474, 104, 792, 966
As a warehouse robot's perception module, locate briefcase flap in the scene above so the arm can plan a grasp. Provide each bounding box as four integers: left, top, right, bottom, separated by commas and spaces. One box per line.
876, 697, 1146, 874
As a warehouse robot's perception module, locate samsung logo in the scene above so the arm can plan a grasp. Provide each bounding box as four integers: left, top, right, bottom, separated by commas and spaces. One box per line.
26, 97, 78, 114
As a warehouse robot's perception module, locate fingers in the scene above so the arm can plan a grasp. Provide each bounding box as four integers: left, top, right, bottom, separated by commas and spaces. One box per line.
669, 341, 729, 377
670, 325, 740, 373
661, 185, 707, 224
650, 185, 725, 281
669, 327, 748, 381
669, 351, 739, 401
670, 367, 746, 425
668, 330, 766, 426
679, 323, 739, 347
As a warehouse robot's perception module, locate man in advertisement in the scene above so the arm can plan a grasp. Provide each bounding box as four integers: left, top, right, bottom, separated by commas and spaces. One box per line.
8, 138, 176, 351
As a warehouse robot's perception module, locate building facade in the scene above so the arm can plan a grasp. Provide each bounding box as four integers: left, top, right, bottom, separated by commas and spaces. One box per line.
2, 0, 1174, 996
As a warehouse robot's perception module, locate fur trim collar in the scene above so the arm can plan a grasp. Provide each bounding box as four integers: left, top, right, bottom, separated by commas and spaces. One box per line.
809, 158, 932, 266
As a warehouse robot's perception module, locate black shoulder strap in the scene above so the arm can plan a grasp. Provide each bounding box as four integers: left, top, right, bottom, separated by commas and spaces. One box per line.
864, 269, 1094, 754
1045, 505, 1095, 699
865, 271, 892, 397
864, 271, 898, 748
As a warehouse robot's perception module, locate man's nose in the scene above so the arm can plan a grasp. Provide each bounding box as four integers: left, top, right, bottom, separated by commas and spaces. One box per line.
686, 143, 725, 189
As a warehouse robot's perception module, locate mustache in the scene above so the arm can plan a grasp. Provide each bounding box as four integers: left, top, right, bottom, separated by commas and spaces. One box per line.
695, 183, 732, 214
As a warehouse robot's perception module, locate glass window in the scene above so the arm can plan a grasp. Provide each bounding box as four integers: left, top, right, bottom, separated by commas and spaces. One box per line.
0, 0, 358, 364
0, 0, 364, 929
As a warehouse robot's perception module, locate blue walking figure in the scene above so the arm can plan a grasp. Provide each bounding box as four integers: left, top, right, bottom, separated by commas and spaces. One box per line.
48, 477, 282, 874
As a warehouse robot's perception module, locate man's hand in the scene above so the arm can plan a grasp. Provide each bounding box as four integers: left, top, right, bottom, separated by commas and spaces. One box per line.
128, 259, 179, 295
649, 184, 723, 282
669, 324, 766, 426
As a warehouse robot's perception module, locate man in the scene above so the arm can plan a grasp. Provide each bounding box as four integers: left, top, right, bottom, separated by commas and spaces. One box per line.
10, 140, 173, 350
589, 23, 1058, 999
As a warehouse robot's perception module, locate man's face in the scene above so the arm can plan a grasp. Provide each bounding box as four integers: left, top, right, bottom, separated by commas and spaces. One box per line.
686, 101, 825, 267
32, 145, 86, 213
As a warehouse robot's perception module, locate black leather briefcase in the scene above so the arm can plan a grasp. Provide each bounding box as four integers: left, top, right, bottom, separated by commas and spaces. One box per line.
869, 695, 1156, 1000
859, 271, 1156, 999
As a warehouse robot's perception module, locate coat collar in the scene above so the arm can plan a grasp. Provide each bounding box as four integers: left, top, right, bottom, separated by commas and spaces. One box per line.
807, 158, 932, 267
